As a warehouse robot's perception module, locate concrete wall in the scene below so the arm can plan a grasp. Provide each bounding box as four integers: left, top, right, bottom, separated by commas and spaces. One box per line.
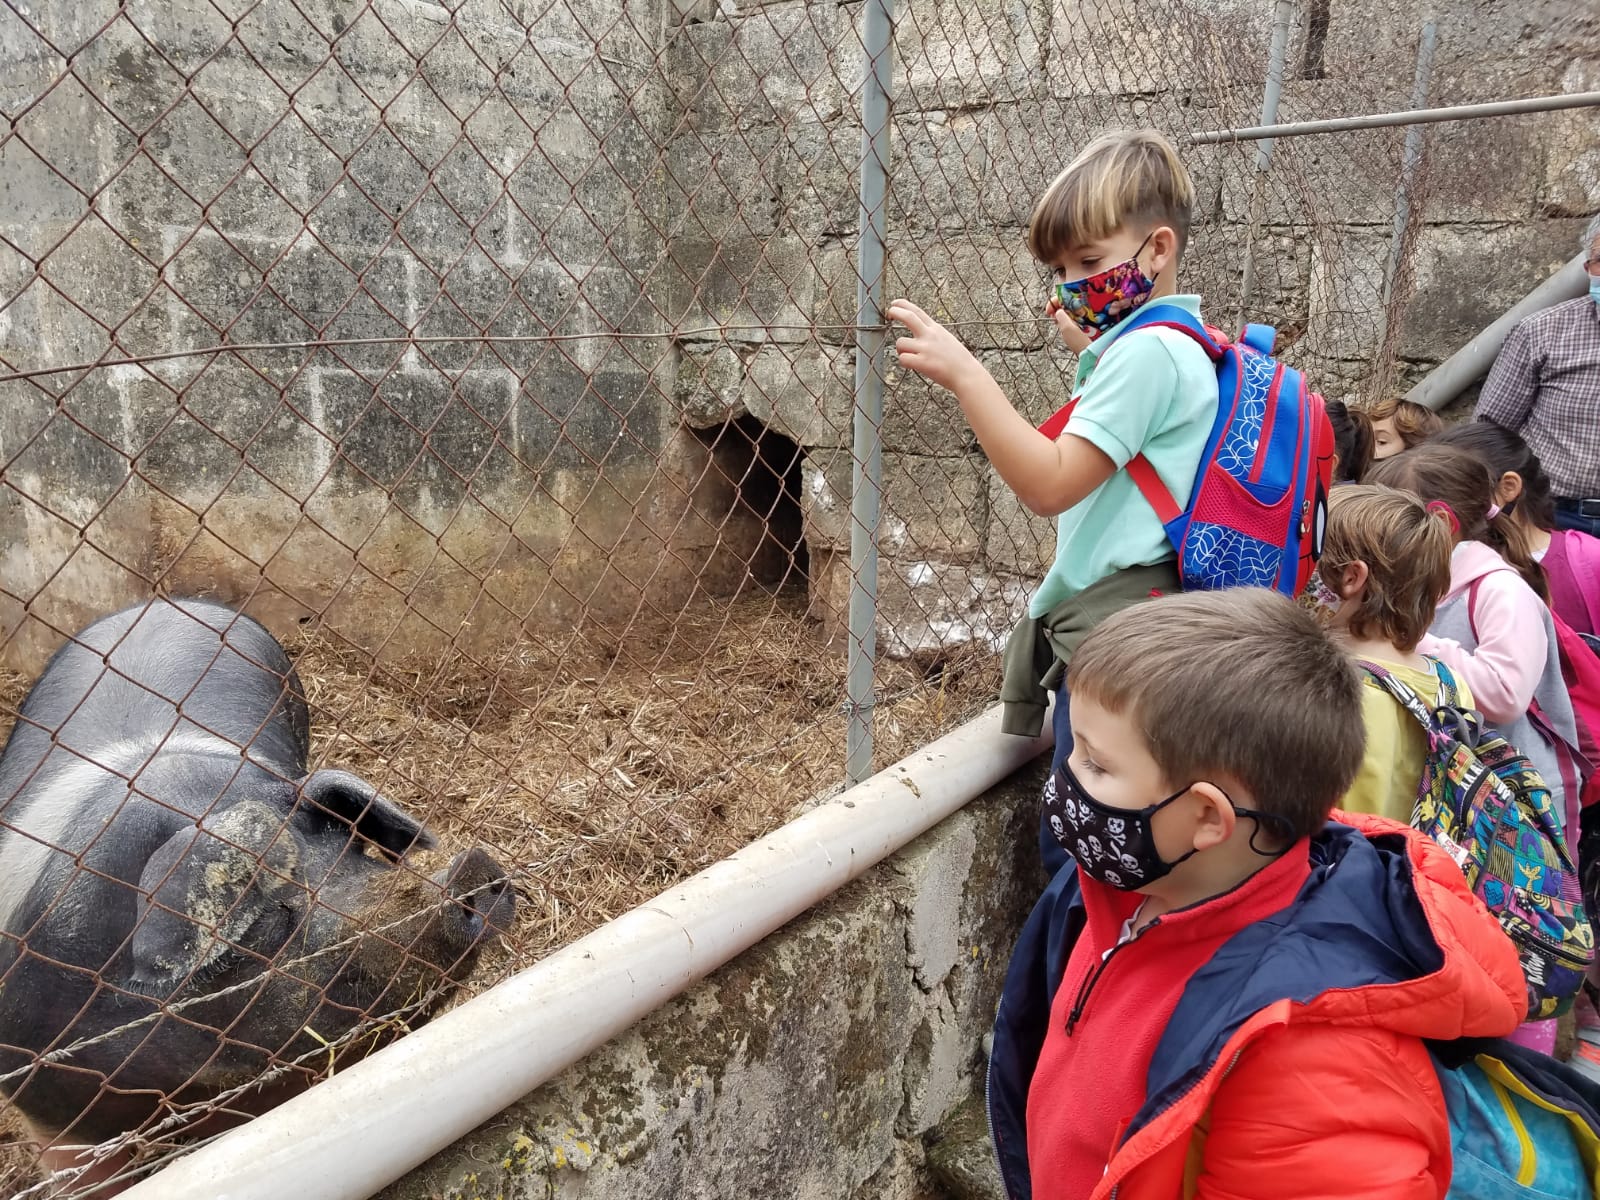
2, 0, 1596, 669
376, 759, 1044, 1200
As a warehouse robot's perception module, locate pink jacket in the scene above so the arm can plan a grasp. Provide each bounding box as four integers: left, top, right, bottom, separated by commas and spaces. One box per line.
1418, 541, 1549, 726
1543, 528, 1600, 638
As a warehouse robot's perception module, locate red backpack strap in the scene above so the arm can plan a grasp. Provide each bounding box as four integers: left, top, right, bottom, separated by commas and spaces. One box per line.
1035, 310, 1212, 524
1038, 400, 1180, 523
1124, 456, 1181, 525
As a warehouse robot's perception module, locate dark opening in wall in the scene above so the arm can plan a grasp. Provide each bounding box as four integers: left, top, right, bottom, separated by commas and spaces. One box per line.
695, 415, 809, 596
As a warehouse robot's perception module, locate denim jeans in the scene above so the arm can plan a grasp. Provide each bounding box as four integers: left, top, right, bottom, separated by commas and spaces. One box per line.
1555, 505, 1600, 538
1039, 683, 1073, 877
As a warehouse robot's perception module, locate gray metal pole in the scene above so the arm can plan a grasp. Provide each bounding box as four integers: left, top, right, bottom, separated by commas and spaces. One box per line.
1237, 0, 1296, 325
1380, 21, 1437, 313
1191, 89, 1600, 144
1406, 253, 1588, 411
846, 0, 895, 785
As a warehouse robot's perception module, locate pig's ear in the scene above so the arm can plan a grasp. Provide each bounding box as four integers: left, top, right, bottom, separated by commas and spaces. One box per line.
129, 801, 302, 996
298, 769, 437, 861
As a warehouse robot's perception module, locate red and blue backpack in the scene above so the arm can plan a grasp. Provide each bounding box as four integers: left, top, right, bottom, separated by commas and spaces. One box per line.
1039, 303, 1337, 598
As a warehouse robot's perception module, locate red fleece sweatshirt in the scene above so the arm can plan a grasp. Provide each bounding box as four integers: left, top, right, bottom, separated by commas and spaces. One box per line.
1026, 843, 1312, 1200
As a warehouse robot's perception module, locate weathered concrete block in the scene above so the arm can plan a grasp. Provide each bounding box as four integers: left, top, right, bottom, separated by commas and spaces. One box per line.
663, 231, 824, 337
880, 360, 975, 457
35, 215, 156, 332
0, 138, 88, 264
13, 74, 136, 197
744, 343, 854, 448
777, 118, 858, 239
1045, 0, 1248, 101
811, 550, 1033, 661
674, 342, 747, 427
665, 125, 784, 242
888, 111, 987, 233
192, 49, 297, 149
668, 1, 846, 129
1541, 58, 1600, 218
515, 353, 665, 473
804, 449, 987, 562
871, 0, 1048, 111
817, 233, 1049, 354
1183, 223, 1311, 344
1399, 219, 1591, 369
69, 14, 190, 135
985, 467, 1056, 578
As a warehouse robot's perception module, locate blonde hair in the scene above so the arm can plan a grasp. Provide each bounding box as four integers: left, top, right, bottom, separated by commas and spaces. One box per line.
1028, 129, 1195, 264
1319, 485, 1455, 652
1068, 589, 1364, 839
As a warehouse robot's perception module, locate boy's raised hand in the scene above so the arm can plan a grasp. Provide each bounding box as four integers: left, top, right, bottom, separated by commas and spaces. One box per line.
887, 299, 986, 394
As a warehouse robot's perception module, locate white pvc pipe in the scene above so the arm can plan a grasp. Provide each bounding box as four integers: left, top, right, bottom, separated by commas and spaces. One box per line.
121, 702, 1053, 1200
1407, 252, 1589, 411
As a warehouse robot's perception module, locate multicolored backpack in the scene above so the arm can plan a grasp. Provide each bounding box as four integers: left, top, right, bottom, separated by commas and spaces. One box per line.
1038, 304, 1336, 597
1360, 659, 1594, 1020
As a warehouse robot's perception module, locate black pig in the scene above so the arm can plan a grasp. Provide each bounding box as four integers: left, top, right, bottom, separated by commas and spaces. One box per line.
0, 598, 513, 1191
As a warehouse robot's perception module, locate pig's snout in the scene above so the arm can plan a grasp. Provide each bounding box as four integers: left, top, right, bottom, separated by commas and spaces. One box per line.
439, 847, 515, 939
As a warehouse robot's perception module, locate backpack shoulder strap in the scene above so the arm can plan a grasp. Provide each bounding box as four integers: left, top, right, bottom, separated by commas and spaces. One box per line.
1038, 304, 1211, 523
1429, 657, 1463, 709
1357, 660, 1439, 732
1115, 302, 1226, 361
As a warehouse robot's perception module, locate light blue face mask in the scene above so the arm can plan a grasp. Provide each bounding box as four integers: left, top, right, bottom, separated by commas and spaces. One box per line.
1590, 276, 1600, 308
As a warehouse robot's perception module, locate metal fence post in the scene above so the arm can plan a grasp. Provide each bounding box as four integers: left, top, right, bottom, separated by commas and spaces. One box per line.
1237, 0, 1296, 325
1381, 21, 1438, 314
845, 0, 896, 785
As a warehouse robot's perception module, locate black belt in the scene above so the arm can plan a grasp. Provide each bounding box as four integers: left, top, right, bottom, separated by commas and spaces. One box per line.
1555, 497, 1600, 518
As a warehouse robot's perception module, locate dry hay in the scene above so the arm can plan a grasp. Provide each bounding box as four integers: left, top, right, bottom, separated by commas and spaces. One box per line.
0, 595, 1000, 1192
289, 592, 1002, 974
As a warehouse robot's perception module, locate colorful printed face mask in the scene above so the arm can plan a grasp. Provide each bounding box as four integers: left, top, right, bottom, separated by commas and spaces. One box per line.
1051, 234, 1157, 342
1308, 571, 1343, 615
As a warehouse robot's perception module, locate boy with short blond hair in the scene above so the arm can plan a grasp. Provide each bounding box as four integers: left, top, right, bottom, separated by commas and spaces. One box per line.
889, 128, 1220, 870
988, 588, 1525, 1200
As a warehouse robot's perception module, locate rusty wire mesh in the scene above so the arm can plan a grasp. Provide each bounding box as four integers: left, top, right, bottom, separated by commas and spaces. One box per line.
0, 0, 1594, 1193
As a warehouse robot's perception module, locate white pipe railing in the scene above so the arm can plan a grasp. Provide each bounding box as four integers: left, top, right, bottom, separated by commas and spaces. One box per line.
120, 702, 1053, 1200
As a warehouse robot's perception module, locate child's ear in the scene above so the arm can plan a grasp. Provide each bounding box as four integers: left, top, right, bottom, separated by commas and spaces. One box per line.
1338, 559, 1369, 600
1496, 471, 1525, 508
1146, 226, 1179, 277
1187, 782, 1237, 852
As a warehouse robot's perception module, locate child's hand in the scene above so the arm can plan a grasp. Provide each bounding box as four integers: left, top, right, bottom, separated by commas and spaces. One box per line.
1045, 296, 1093, 355
887, 299, 986, 394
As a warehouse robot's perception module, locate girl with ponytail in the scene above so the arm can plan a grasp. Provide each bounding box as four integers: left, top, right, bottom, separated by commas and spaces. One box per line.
1434, 421, 1600, 637
1369, 444, 1583, 835
1311, 484, 1464, 823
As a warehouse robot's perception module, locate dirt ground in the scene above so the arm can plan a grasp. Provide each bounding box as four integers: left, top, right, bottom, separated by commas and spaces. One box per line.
0, 592, 1002, 1195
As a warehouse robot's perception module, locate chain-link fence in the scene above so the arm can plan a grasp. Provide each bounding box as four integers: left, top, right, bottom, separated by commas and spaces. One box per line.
0, 0, 1594, 1193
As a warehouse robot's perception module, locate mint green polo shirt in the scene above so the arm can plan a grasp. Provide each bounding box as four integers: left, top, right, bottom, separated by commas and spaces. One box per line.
1027, 295, 1220, 617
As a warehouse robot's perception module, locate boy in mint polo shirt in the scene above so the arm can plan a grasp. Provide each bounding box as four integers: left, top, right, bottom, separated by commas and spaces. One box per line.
888, 129, 1218, 874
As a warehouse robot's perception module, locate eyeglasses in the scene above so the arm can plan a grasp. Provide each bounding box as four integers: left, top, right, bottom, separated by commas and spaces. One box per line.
1588, 257, 1600, 277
